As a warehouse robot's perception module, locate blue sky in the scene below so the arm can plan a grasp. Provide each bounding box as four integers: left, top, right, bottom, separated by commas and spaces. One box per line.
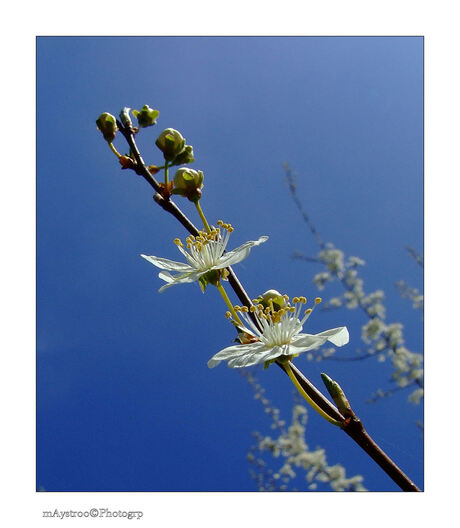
37, 36, 423, 492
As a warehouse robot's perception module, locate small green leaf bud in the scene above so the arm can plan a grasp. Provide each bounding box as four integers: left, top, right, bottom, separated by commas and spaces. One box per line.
155, 128, 186, 161
173, 145, 195, 165
96, 113, 118, 142
171, 167, 204, 202
132, 105, 160, 128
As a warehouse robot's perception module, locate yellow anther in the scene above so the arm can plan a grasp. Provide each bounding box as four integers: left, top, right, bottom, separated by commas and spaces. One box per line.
305, 308, 313, 315
217, 220, 223, 226
234, 305, 241, 312
257, 304, 264, 311
250, 305, 257, 313
299, 296, 307, 304
292, 296, 300, 303
173, 238, 183, 247
252, 299, 260, 304
241, 306, 249, 313
228, 226, 234, 233
315, 297, 322, 304
283, 294, 289, 300
289, 306, 296, 313
225, 311, 232, 319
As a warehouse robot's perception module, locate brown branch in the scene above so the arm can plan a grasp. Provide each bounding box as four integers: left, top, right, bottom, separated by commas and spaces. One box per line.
342, 416, 420, 491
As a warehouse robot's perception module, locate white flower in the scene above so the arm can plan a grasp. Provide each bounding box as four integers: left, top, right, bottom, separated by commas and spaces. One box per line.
208, 293, 349, 368
141, 220, 268, 292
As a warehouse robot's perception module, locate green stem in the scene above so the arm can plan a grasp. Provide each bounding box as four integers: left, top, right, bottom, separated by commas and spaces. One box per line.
108, 142, 122, 158
284, 361, 343, 427
216, 282, 243, 326
195, 201, 212, 233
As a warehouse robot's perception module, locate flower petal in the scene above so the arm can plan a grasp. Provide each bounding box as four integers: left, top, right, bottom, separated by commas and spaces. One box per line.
207, 342, 266, 368
141, 254, 193, 272
215, 236, 268, 268
157, 270, 201, 292
227, 345, 282, 368
289, 334, 328, 354
289, 327, 349, 355
316, 327, 349, 347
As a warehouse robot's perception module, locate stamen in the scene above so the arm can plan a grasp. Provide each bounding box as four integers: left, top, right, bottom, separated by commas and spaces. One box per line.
241, 306, 249, 313
305, 308, 313, 315
315, 297, 322, 304
299, 296, 307, 304
292, 296, 300, 303
173, 238, 183, 247
225, 311, 232, 319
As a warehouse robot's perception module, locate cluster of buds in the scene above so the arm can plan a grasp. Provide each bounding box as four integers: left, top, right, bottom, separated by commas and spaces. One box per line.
97, 105, 202, 201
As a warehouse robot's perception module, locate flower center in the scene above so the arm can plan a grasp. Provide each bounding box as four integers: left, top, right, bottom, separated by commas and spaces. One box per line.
173, 220, 234, 270
229, 295, 322, 346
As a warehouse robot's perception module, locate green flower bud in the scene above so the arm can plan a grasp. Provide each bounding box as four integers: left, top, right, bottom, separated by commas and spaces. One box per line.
258, 290, 286, 311
172, 167, 204, 202
96, 113, 118, 142
132, 105, 159, 128
172, 144, 195, 165
155, 128, 186, 161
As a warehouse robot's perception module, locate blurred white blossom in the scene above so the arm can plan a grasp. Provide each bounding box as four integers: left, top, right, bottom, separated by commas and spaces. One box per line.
244, 372, 366, 492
